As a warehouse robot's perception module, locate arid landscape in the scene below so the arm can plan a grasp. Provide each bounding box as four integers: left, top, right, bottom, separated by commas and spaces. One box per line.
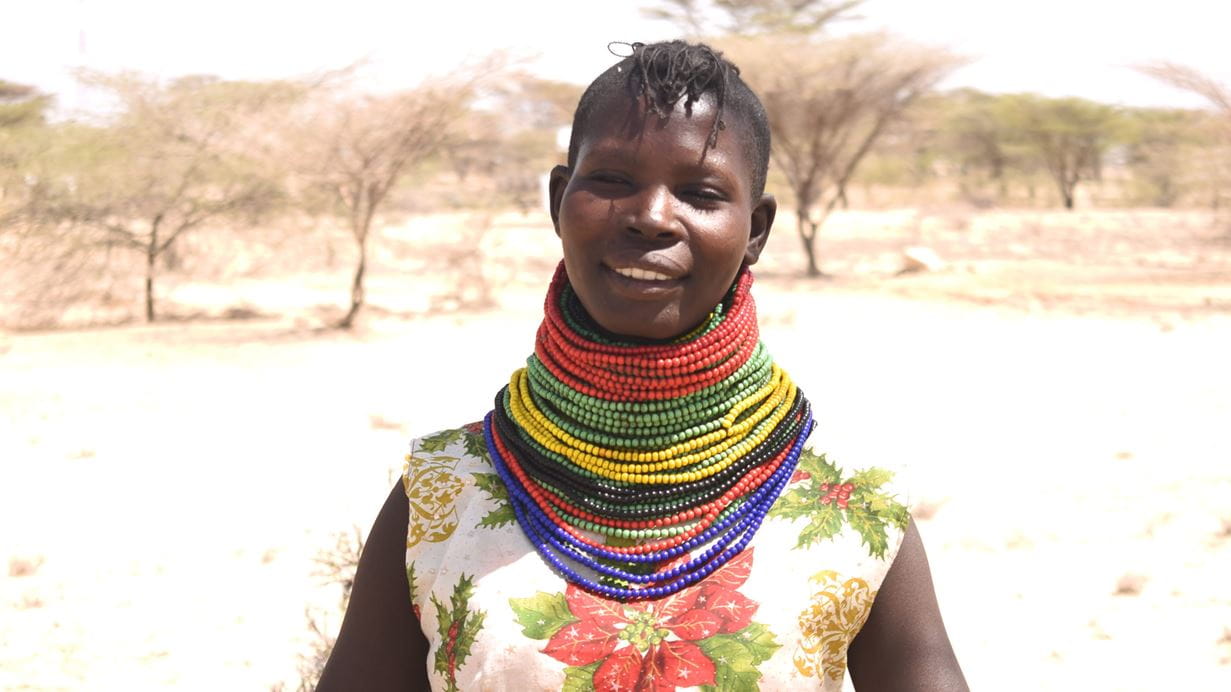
3, 207, 1231, 690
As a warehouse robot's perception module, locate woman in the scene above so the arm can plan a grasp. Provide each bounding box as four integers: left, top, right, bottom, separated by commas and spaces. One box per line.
319, 40, 966, 691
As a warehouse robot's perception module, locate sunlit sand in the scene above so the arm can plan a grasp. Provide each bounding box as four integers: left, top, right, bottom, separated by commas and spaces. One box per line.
2, 208, 1230, 690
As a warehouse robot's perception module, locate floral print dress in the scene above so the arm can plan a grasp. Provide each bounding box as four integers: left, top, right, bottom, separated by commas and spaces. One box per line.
403, 422, 909, 691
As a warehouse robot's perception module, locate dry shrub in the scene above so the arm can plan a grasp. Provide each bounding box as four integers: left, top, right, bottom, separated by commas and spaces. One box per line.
0, 221, 143, 328
273, 526, 365, 692
1113, 573, 1147, 596
1216, 516, 1231, 541
8, 555, 45, 577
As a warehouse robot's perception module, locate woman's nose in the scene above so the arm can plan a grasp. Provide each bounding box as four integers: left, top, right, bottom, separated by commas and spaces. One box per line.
627, 185, 682, 240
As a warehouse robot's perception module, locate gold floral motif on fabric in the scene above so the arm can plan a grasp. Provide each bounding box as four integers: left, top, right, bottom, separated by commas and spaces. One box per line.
793, 570, 877, 681
404, 452, 466, 548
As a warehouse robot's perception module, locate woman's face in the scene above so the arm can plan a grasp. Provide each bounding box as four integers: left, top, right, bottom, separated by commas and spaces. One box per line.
549, 93, 775, 341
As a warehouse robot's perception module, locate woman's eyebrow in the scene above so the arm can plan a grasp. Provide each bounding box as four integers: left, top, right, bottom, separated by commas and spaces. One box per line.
577, 142, 641, 165
674, 158, 744, 192
582, 146, 738, 179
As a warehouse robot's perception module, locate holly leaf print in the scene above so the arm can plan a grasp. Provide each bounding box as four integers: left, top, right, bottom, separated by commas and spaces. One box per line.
846, 506, 891, 560
430, 594, 453, 688
561, 662, 599, 692
770, 450, 908, 558
846, 478, 908, 560
459, 608, 486, 663
407, 562, 422, 620
796, 449, 843, 484
764, 491, 819, 521
793, 501, 845, 549
471, 473, 505, 499
432, 573, 486, 692
768, 449, 842, 522
697, 622, 781, 692
509, 591, 578, 640
460, 424, 491, 463
478, 505, 515, 529
419, 428, 462, 453
849, 467, 893, 489
472, 472, 516, 529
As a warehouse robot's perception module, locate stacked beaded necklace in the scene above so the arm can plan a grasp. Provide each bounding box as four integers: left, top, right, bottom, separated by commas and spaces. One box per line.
484, 262, 814, 601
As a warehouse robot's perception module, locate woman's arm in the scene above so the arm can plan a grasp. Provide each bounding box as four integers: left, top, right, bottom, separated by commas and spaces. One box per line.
846, 518, 968, 691
316, 482, 431, 691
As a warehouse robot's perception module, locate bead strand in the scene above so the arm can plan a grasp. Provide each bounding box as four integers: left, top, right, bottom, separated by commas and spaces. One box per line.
482, 262, 816, 601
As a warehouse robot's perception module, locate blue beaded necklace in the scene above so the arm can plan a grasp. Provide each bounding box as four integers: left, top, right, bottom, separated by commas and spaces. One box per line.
483, 404, 814, 600
485, 268, 816, 601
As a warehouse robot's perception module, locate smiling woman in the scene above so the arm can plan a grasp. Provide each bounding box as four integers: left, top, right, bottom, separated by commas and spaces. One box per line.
550, 89, 774, 340
318, 40, 966, 692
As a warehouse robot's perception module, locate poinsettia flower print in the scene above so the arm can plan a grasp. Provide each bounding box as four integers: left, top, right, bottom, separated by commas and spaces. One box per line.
537, 549, 760, 691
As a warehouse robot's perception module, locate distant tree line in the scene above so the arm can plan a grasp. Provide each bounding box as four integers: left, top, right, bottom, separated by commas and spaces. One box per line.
855, 89, 1229, 211
0, 67, 579, 327
646, 0, 1231, 275
1, 0, 1228, 324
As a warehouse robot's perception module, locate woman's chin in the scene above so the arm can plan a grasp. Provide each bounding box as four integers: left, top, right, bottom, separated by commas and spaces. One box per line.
591, 314, 695, 342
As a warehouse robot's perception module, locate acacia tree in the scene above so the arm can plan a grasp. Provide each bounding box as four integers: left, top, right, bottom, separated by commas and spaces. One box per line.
645, 0, 864, 35
292, 77, 477, 329
1137, 62, 1231, 209
936, 89, 1029, 203
726, 34, 959, 275
0, 80, 53, 203
1137, 63, 1231, 117
997, 95, 1121, 210
646, 1, 956, 275
16, 73, 296, 322
1119, 107, 1212, 207
446, 72, 581, 212
0, 80, 51, 129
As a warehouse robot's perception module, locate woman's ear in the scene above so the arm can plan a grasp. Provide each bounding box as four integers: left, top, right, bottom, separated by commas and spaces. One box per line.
548, 165, 571, 235
744, 194, 777, 266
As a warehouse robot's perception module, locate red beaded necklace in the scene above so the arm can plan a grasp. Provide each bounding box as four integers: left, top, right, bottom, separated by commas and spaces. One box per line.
484, 262, 814, 600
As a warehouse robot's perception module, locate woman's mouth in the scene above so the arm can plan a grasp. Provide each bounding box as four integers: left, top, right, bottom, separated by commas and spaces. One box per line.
611, 266, 675, 281
602, 263, 685, 299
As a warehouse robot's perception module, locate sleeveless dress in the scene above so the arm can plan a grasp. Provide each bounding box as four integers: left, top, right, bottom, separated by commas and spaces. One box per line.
402, 421, 909, 691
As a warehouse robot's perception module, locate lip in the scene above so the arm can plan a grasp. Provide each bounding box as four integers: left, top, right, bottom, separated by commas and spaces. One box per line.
600, 263, 685, 300
603, 251, 689, 280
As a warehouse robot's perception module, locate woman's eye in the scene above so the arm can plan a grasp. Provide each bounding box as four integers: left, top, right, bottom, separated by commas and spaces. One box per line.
684, 187, 725, 202
588, 173, 628, 185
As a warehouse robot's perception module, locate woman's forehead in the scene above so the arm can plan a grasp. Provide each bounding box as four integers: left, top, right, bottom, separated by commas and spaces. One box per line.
574, 93, 753, 181
586, 89, 722, 138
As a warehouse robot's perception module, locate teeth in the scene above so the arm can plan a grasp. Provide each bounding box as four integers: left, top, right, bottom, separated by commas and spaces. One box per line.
614, 266, 673, 281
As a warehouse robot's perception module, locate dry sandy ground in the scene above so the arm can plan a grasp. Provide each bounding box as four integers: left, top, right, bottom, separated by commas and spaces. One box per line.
2, 208, 1230, 690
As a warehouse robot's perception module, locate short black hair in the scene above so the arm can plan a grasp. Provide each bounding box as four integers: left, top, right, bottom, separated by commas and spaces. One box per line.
566, 40, 772, 200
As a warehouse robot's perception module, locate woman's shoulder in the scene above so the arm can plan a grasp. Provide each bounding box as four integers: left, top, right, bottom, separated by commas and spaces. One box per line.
770, 442, 912, 559
403, 421, 494, 490
406, 421, 490, 463
777, 440, 915, 534
401, 420, 511, 549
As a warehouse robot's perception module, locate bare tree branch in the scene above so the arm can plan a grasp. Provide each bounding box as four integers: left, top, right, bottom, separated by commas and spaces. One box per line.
723, 33, 961, 275
1136, 62, 1231, 115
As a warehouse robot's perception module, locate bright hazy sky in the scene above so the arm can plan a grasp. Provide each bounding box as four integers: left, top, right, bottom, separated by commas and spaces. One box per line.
5, 0, 1230, 114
